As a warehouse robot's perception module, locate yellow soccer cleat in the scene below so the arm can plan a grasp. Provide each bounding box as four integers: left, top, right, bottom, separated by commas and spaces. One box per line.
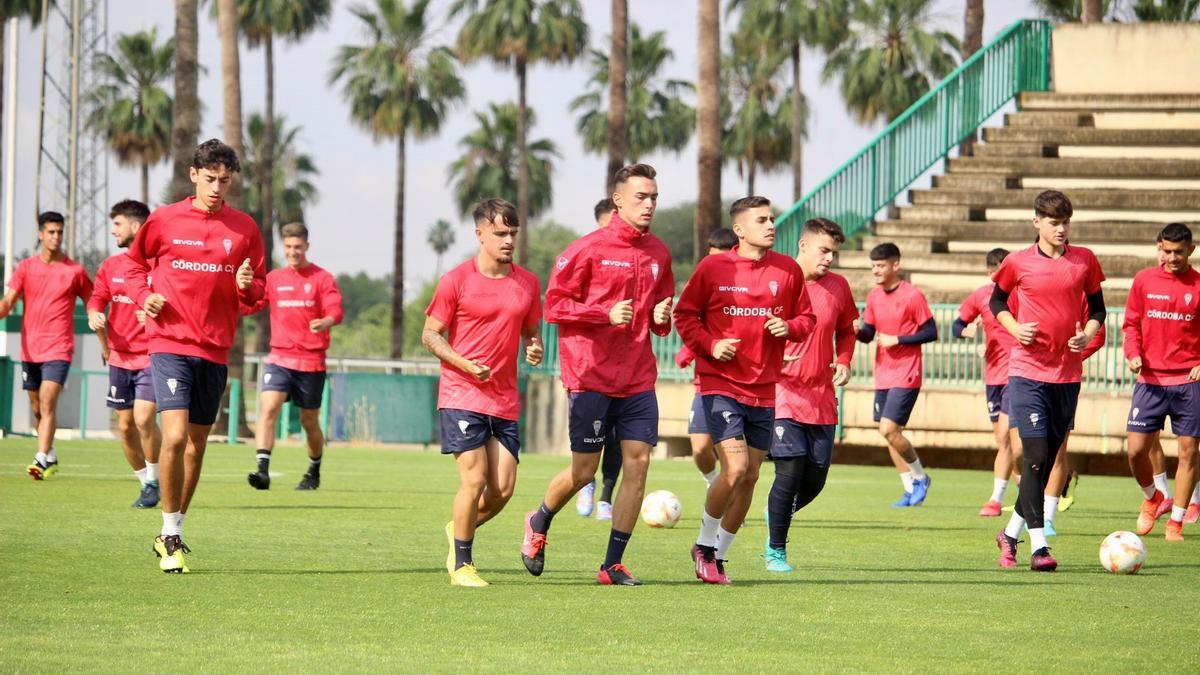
444, 521, 455, 574
449, 563, 489, 587
153, 535, 191, 574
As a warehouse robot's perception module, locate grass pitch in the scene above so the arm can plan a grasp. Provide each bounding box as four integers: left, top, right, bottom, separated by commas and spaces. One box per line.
1, 437, 1195, 672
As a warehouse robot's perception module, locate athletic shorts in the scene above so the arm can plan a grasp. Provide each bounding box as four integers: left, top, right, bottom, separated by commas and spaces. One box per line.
439, 409, 520, 461
985, 384, 1010, 423
687, 393, 709, 435
1127, 381, 1200, 437
150, 353, 228, 426
873, 387, 920, 426
702, 394, 774, 452
21, 360, 70, 390
107, 365, 155, 410
769, 419, 836, 468
1008, 376, 1080, 440
261, 363, 325, 410
568, 390, 659, 453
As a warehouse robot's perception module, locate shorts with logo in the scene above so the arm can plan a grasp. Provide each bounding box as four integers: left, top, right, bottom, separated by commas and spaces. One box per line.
769, 419, 836, 468
261, 363, 325, 410
150, 353, 229, 426
107, 365, 155, 410
568, 390, 659, 453
21, 360, 70, 390
1008, 376, 1080, 440
873, 387, 920, 426
985, 384, 1010, 423
439, 409, 520, 460
687, 393, 709, 435
1127, 381, 1200, 437
702, 394, 774, 451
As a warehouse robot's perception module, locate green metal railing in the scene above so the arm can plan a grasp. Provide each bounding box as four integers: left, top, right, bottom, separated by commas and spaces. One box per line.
774, 18, 1053, 255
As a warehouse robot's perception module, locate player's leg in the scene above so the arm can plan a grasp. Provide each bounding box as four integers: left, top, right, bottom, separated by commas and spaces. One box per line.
714, 406, 772, 573
449, 441, 489, 585
878, 389, 927, 506
154, 408, 191, 572
176, 358, 227, 531
596, 434, 623, 521
1042, 433, 1072, 536
112, 366, 147, 480
28, 366, 68, 479
596, 439, 650, 585
997, 378, 1038, 568
521, 450, 600, 576
132, 399, 161, 508
1167, 436, 1198, 541
1128, 383, 1170, 534
475, 434, 518, 527
294, 407, 324, 490
249, 372, 288, 489
981, 385, 1011, 516
688, 394, 719, 485
766, 456, 803, 560
1148, 430, 1171, 504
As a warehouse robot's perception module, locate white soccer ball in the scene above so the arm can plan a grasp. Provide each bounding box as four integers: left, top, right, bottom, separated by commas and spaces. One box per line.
640, 490, 682, 529
1099, 531, 1146, 574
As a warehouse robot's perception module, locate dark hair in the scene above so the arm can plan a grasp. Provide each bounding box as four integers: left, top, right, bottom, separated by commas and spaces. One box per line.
986, 247, 1010, 268
1034, 189, 1072, 219
1157, 222, 1193, 245
612, 163, 657, 186
707, 227, 738, 250
472, 198, 518, 229
729, 195, 771, 221
280, 222, 309, 241
593, 198, 614, 222
109, 199, 150, 224
802, 217, 845, 244
192, 138, 241, 173
37, 211, 64, 230
868, 242, 901, 262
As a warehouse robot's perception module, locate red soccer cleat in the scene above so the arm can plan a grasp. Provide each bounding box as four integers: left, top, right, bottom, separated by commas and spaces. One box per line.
520, 511, 547, 577
979, 500, 1003, 517
1165, 519, 1184, 542
1185, 502, 1200, 525
714, 559, 732, 585
1137, 491, 1166, 536
1154, 497, 1175, 520
996, 531, 1018, 569
1030, 547, 1057, 572
597, 563, 642, 586
692, 544, 722, 584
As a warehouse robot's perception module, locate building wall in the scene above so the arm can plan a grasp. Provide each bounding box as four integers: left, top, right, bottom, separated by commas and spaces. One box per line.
1053, 23, 1200, 94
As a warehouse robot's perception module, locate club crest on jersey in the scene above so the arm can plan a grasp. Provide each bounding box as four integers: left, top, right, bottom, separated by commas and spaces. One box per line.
264, 373, 272, 383
222, 238, 233, 255
593, 420, 602, 435
304, 283, 312, 295
556, 256, 568, 271
769, 281, 779, 297
167, 378, 178, 395
1187, 293, 1194, 306
651, 263, 660, 280
458, 420, 469, 435
775, 425, 784, 440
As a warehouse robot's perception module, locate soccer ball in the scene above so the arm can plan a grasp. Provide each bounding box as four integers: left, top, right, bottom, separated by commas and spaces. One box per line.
1099, 531, 1146, 574
640, 490, 682, 529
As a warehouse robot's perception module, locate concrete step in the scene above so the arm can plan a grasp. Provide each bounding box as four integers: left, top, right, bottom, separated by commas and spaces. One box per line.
973, 142, 1051, 158
947, 156, 1200, 178
837, 250, 1149, 276
1057, 145, 1200, 160
984, 127, 1200, 145
932, 174, 1016, 190
897, 205, 981, 221
1019, 92, 1200, 111
875, 220, 1166, 243
860, 234, 1157, 260
1004, 111, 1093, 128
910, 188, 1200, 210
1001, 110, 1200, 130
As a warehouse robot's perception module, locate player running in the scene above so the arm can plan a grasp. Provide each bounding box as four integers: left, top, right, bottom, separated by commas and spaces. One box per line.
675, 196, 815, 585
764, 217, 855, 573
856, 243, 936, 507
126, 139, 267, 573
1122, 222, 1200, 541
87, 200, 161, 507
423, 198, 543, 587
243, 222, 343, 491
991, 190, 1105, 572
522, 163, 673, 586
0, 211, 93, 480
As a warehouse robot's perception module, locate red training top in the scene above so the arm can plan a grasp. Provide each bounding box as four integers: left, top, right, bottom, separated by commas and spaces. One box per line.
862, 280, 933, 390
776, 272, 857, 425
958, 282, 1017, 387
9, 255, 92, 363
242, 264, 344, 372
87, 252, 149, 370
1122, 265, 1200, 386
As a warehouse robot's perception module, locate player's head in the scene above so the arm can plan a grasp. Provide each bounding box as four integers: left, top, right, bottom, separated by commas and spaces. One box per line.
868, 242, 901, 286
594, 198, 615, 228
190, 138, 241, 212
473, 197, 519, 265
109, 200, 150, 249
280, 222, 311, 269
707, 227, 738, 255
611, 163, 658, 230
1032, 189, 1072, 247
37, 211, 64, 253
730, 196, 775, 249
985, 247, 1009, 272
798, 217, 845, 279
1156, 222, 1194, 275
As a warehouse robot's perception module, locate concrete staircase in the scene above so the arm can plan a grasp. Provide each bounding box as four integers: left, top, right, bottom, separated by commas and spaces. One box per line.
837, 93, 1200, 306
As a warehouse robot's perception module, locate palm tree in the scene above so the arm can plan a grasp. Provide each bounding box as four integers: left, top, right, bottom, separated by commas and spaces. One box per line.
695, 0, 721, 262
330, 0, 465, 358
447, 102, 558, 221
87, 30, 174, 204
958, 0, 983, 157
722, 30, 793, 196
605, 0, 626, 193
168, 0, 200, 202
448, 0, 588, 266
426, 218, 455, 277
1128, 0, 1200, 20
243, 112, 319, 228
1083, 0, 1103, 20
570, 24, 694, 165
1031, 0, 1114, 21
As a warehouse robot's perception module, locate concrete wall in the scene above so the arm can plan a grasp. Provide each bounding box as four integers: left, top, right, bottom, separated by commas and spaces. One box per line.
1053, 23, 1200, 94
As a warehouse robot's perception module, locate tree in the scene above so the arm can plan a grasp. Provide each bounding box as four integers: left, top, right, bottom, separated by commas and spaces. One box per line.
695, 0, 721, 263
449, 0, 589, 266
724, 22, 794, 195
570, 24, 694, 165
605, 0, 627, 193
1083, 0, 1104, 20
958, 0, 983, 157
330, 0, 465, 358
88, 30, 174, 204
426, 218, 455, 277
244, 112, 319, 229
1031, 0, 1114, 21
1128, 0, 1200, 20
523, 220, 584, 288
167, 0, 200, 202
447, 102, 557, 223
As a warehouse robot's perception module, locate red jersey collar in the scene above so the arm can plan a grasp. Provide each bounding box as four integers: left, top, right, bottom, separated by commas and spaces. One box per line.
188, 198, 228, 219
608, 212, 647, 243
729, 244, 768, 267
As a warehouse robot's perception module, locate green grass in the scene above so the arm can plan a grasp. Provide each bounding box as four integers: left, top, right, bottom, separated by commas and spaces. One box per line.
1, 438, 1195, 672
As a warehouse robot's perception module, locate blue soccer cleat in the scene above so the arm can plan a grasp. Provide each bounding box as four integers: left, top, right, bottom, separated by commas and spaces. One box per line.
909, 475, 932, 506
892, 491, 913, 508
1043, 520, 1057, 537
764, 546, 793, 573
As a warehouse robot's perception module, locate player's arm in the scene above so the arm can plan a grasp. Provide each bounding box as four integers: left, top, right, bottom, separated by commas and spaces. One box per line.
236, 228, 268, 303
421, 315, 490, 381
896, 318, 937, 345
1121, 277, 1144, 373
1081, 319, 1106, 361
520, 279, 544, 366
953, 294, 979, 339
989, 284, 1037, 346
239, 297, 268, 316
831, 291, 858, 386
673, 268, 723, 359
312, 275, 345, 332
675, 344, 696, 369
779, 279, 816, 339
86, 268, 111, 331
1068, 290, 1106, 352
125, 215, 165, 317
649, 258, 675, 337
0, 262, 24, 318
95, 326, 110, 365
544, 251, 615, 326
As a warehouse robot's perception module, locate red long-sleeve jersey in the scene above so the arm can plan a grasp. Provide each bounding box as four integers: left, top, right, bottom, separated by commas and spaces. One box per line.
674, 247, 815, 407
545, 214, 674, 396
776, 272, 857, 425
87, 252, 149, 370
243, 264, 344, 372
125, 199, 266, 365
1122, 265, 1200, 385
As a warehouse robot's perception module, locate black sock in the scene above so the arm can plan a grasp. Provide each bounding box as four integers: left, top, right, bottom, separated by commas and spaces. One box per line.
599, 478, 616, 503
1018, 436, 1051, 529
793, 460, 830, 512
454, 538, 473, 570
531, 502, 557, 534
256, 450, 271, 473
603, 528, 631, 568
308, 456, 322, 477
768, 458, 804, 549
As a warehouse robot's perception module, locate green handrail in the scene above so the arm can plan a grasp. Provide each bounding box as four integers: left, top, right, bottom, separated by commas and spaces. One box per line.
774, 18, 1053, 256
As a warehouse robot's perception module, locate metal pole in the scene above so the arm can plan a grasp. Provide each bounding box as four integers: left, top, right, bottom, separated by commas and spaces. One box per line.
67, 0, 81, 259
4, 18, 18, 286
32, 0, 49, 217
228, 378, 241, 444
79, 373, 88, 439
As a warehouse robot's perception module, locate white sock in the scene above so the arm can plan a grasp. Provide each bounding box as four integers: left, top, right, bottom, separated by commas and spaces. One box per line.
1028, 527, 1048, 551
703, 468, 719, 486
1171, 505, 1186, 522
697, 510, 721, 548
1192, 483, 1200, 505
990, 479, 1008, 503
1140, 483, 1157, 500
1044, 496, 1060, 525
35, 451, 48, 465
45, 448, 57, 463
177, 512, 186, 528
715, 526, 738, 560
900, 471, 914, 493
145, 462, 158, 483
1153, 472, 1170, 498
1004, 512, 1025, 539
907, 458, 926, 480
134, 467, 149, 486
162, 511, 182, 537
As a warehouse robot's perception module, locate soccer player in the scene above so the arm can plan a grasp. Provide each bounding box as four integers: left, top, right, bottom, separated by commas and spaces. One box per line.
856, 243, 936, 507
423, 198, 543, 587
991, 190, 1105, 572
764, 217, 855, 573
1149, 435, 1200, 522
675, 196, 815, 585
522, 163, 674, 586
0, 211, 93, 480
954, 248, 1016, 517
87, 200, 161, 507
125, 139, 267, 573
1122, 222, 1200, 541
242, 222, 343, 491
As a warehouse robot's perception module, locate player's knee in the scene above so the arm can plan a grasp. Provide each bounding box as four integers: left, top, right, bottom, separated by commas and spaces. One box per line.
1178, 443, 1198, 464
116, 414, 135, 437
721, 463, 748, 486
462, 472, 487, 493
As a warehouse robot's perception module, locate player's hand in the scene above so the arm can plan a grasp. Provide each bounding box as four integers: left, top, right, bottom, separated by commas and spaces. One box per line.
1013, 321, 1038, 346
712, 338, 741, 362
466, 360, 491, 382
525, 337, 544, 367
879, 333, 899, 347
960, 321, 978, 339
135, 309, 147, 326
87, 311, 107, 331
853, 318, 863, 334
1067, 321, 1089, 352
609, 299, 633, 326
764, 314, 788, 338
1128, 356, 1143, 374
653, 296, 672, 325
236, 258, 254, 290
309, 317, 334, 333
831, 363, 850, 387
1189, 365, 1200, 381
976, 344, 986, 360
144, 293, 166, 318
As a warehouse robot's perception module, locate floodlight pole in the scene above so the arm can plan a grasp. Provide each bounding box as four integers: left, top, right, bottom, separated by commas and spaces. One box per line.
66, 0, 82, 260
3, 18, 18, 286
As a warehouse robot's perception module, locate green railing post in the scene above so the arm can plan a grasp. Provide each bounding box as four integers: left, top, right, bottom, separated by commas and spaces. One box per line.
280, 401, 293, 441
228, 378, 241, 445
320, 379, 331, 439
78, 374, 88, 440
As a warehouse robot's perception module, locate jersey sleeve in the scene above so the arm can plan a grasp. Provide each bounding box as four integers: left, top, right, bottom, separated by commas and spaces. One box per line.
523, 275, 543, 332
649, 249, 675, 338
958, 289, 981, 324
322, 272, 344, 325
861, 292, 875, 326
910, 288, 934, 325
784, 275, 816, 340
1082, 320, 1106, 361
991, 256, 1017, 294
834, 281, 859, 366
1121, 275, 1144, 360
544, 247, 610, 326
86, 261, 111, 313
1084, 250, 1106, 295
673, 260, 718, 357
125, 214, 160, 306
425, 273, 460, 327
238, 220, 268, 305
75, 265, 94, 303
7, 260, 24, 294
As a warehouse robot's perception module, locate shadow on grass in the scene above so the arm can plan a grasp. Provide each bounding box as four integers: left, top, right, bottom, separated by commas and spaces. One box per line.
199, 567, 445, 575
204, 505, 407, 511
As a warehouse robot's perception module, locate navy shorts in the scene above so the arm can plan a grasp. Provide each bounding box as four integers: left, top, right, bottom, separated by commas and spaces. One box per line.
873, 388, 920, 426
439, 409, 520, 461
21, 360, 70, 390
150, 353, 228, 426
985, 384, 1010, 423
107, 365, 155, 410
1008, 376, 1080, 440
702, 394, 774, 451
770, 419, 836, 468
568, 390, 659, 453
1128, 381, 1200, 437
261, 363, 325, 410
687, 393, 709, 435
